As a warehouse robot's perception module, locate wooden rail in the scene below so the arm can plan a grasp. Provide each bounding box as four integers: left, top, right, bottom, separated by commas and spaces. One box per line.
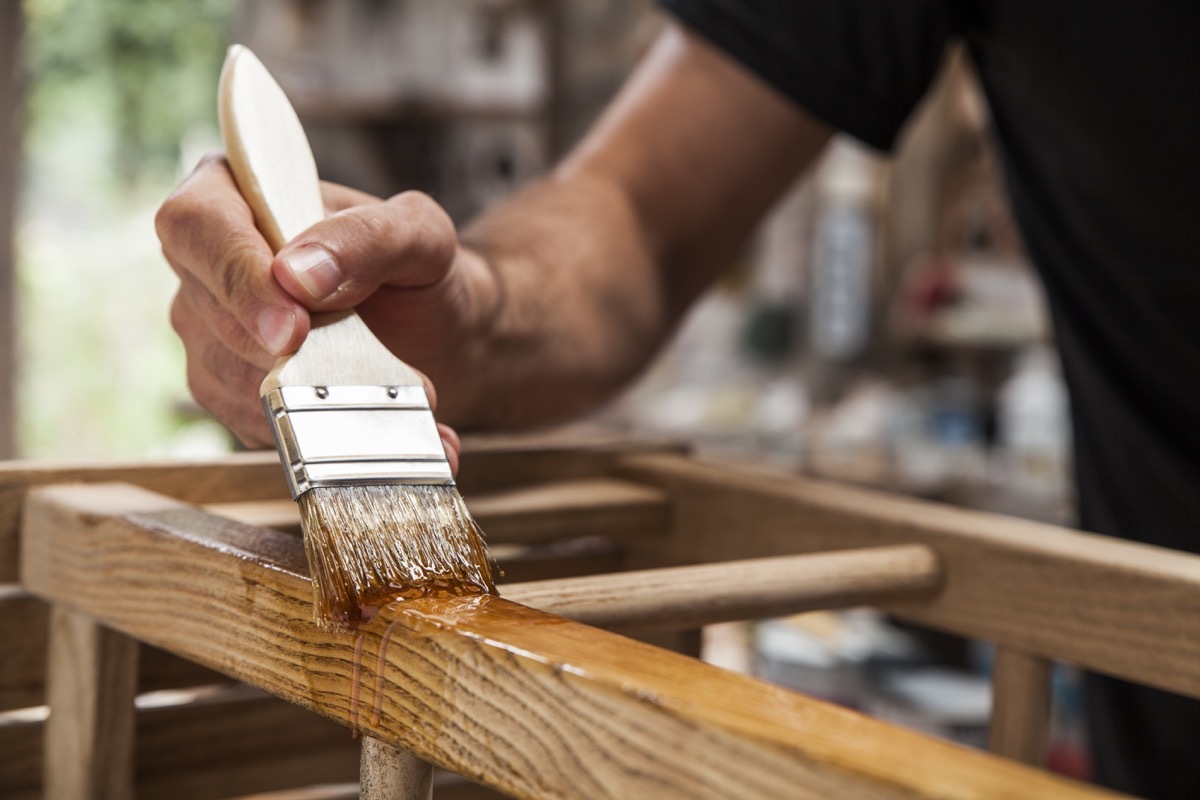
503, 545, 939, 629
1, 438, 680, 799
203, 478, 670, 545
0, 435, 680, 582
19, 482, 1119, 800
618, 453, 1200, 699
988, 647, 1053, 765
0, 685, 359, 800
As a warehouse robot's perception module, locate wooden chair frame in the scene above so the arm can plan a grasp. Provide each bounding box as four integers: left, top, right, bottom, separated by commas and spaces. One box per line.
3, 435, 1198, 798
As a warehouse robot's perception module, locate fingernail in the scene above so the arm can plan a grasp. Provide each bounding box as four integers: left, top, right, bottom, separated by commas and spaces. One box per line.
282, 245, 343, 300
257, 307, 296, 355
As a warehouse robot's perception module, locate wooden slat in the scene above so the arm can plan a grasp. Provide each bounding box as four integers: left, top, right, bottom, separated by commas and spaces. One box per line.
20, 483, 1122, 800
44, 605, 139, 800
203, 478, 671, 545
491, 537, 623, 584
469, 479, 669, 543
0, 685, 359, 800
0, 586, 230, 712
988, 646, 1052, 766
617, 453, 1200, 699
0, 437, 676, 582
201, 499, 301, 531
0, 586, 46, 710
138, 686, 359, 800
0, 706, 41, 800
0, 536, 619, 713
502, 545, 940, 630
0, 452, 288, 582
453, 432, 686, 494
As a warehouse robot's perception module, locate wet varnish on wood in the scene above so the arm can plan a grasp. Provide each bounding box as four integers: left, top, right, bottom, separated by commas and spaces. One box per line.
19, 481, 1124, 800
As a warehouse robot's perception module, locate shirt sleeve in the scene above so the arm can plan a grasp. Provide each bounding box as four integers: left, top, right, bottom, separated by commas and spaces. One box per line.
658, 0, 966, 151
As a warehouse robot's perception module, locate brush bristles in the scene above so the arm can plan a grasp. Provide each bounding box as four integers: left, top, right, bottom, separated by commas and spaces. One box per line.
298, 484, 496, 629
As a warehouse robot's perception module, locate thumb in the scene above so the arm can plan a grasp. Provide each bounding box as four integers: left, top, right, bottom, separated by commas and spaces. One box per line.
272, 190, 458, 312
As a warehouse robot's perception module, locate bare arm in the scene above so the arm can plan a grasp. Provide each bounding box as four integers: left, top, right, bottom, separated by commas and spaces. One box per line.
156, 25, 831, 442
455, 26, 831, 427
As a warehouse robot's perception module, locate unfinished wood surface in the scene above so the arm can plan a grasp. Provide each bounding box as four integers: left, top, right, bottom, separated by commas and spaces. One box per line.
0, 0, 19, 460
0, 586, 47, 710
491, 537, 623, 584
20, 483, 1122, 800
0, 436, 675, 582
453, 431, 686, 494
469, 478, 670, 543
0, 684, 359, 800
0, 586, 228, 711
988, 646, 1052, 766
44, 605, 139, 800
502, 545, 940, 630
618, 453, 1200, 699
0, 537, 620, 713
0, 452, 288, 581
204, 477, 670, 545
360, 738, 433, 800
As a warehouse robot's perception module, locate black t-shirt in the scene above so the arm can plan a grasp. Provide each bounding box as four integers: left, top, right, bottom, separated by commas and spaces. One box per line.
661, 0, 1200, 555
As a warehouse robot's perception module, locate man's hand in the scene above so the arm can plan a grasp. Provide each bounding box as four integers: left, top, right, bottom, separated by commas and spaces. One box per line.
155, 153, 489, 468
158, 24, 830, 443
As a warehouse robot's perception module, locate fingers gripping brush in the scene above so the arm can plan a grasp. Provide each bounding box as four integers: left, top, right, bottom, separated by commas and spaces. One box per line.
218, 45, 495, 629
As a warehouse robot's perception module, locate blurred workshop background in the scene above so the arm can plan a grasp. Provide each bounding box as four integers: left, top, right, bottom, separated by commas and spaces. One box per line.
0, 0, 1085, 782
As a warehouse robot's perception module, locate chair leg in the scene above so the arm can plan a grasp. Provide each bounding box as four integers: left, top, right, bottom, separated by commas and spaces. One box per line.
361, 736, 434, 800
988, 645, 1052, 766
44, 604, 139, 800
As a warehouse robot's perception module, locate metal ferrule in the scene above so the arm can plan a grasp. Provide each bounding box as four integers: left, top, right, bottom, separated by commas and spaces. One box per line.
263, 385, 454, 499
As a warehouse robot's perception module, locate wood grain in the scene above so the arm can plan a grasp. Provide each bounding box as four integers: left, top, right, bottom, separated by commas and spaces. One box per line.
0, 586, 230, 711
502, 545, 940, 630
618, 453, 1200, 699
988, 646, 1052, 766
0, 437, 677, 582
0, 452, 288, 582
20, 482, 1122, 800
0, 537, 620, 713
43, 605, 138, 800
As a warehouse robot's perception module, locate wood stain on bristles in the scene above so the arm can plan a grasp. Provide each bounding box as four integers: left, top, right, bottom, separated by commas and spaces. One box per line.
299, 484, 496, 630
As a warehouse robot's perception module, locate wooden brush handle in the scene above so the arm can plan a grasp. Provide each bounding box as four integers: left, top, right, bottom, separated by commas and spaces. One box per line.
218, 45, 426, 393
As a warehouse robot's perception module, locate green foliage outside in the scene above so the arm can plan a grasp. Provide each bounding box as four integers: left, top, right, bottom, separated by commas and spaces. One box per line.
18, 0, 236, 458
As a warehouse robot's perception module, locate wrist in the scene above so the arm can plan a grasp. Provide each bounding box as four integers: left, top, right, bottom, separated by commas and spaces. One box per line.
433, 245, 504, 430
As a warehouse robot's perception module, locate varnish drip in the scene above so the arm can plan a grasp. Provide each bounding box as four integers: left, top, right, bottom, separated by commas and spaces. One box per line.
349, 633, 365, 739
299, 484, 497, 630
372, 619, 403, 727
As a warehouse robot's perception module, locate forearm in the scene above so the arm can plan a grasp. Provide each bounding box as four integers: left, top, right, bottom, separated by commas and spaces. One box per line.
444, 27, 831, 431
156, 25, 828, 446
450, 172, 668, 430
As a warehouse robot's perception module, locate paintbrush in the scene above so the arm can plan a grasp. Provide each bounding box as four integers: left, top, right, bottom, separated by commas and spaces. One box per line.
218, 45, 494, 628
